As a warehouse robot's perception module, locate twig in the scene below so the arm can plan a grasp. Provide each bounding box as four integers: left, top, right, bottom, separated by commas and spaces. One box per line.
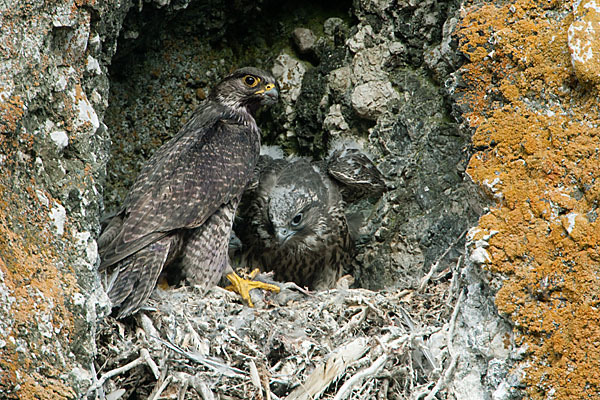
445, 255, 463, 306
279, 281, 312, 296
153, 335, 247, 378
88, 355, 145, 393
332, 353, 388, 400
177, 379, 189, 400
260, 365, 273, 400
141, 348, 160, 379
377, 378, 390, 400
345, 294, 387, 322
148, 375, 173, 400
418, 230, 466, 292
286, 337, 369, 400
105, 388, 125, 400
189, 376, 215, 400
333, 306, 367, 338
423, 353, 458, 400
249, 360, 263, 400
420, 289, 464, 400
447, 289, 464, 355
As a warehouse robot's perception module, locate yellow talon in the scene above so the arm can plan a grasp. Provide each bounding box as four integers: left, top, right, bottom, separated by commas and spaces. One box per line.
225, 268, 281, 307
157, 276, 170, 290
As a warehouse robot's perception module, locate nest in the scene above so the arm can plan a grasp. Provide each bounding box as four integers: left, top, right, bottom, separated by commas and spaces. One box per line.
91, 257, 463, 400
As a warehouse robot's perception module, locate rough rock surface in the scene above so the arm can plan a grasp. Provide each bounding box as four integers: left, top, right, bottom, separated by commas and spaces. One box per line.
0, 0, 127, 397
3, 0, 597, 398
458, 0, 600, 398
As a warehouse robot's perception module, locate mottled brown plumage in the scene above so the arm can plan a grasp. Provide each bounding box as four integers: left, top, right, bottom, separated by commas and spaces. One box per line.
98, 67, 278, 317
234, 144, 385, 290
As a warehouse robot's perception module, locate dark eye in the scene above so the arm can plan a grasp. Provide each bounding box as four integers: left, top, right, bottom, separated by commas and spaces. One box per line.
291, 213, 303, 226
243, 75, 259, 87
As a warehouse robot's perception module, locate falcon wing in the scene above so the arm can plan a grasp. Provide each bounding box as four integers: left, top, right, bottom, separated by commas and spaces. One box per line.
100, 105, 257, 268
234, 155, 288, 244
326, 148, 386, 202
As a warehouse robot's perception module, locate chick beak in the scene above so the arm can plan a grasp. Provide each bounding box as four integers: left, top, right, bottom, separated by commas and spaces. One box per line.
275, 227, 293, 244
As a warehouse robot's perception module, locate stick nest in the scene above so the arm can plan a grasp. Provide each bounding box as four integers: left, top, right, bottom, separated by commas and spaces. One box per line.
91, 268, 460, 400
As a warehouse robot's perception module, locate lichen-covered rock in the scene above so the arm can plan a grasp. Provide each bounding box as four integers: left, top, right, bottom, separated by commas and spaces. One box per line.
568, 0, 600, 87
271, 52, 308, 140
458, 0, 600, 397
0, 0, 123, 397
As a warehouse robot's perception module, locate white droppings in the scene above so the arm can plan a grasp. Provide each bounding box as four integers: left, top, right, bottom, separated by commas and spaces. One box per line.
565, 212, 578, 234
483, 177, 502, 192
470, 247, 491, 265
260, 145, 285, 159
54, 75, 68, 92
75, 230, 98, 264
86, 55, 101, 75
49, 203, 67, 236
52, 4, 75, 27
50, 130, 69, 150
36, 190, 50, 207
584, 0, 600, 13
70, 87, 99, 130
72, 292, 86, 307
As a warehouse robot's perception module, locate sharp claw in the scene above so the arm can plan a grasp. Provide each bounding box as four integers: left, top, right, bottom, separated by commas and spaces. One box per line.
225, 270, 281, 307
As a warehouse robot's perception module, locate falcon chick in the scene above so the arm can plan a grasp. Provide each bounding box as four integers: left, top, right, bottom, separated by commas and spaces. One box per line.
98, 67, 279, 318
234, 144, 385, 290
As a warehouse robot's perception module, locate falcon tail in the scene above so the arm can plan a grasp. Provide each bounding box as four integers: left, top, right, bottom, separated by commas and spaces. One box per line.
106, 236, 174, 318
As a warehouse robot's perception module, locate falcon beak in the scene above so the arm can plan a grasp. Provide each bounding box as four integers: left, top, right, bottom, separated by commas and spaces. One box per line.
275, 227, 294, 244
255, 83, 278, 102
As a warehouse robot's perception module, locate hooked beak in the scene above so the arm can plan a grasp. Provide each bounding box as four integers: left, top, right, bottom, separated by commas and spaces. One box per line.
255, 82, 278, 104
275, 227, 294, 244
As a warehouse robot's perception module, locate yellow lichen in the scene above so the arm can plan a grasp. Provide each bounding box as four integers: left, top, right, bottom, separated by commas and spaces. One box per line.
459, 0, 600, 397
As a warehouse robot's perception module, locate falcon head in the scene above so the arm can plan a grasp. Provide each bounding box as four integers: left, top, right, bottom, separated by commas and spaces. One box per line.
211, 67, 279, 114
265, 161, 329, 250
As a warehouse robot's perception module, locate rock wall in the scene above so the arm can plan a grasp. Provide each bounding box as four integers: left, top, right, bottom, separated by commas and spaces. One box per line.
103, 0, 485, 293
0, 0, 128, 398
1, 0, 598, 398
457, 0, 600, 398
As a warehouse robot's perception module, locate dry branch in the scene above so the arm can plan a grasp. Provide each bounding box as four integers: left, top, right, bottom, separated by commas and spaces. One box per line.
286, 337, 369, 400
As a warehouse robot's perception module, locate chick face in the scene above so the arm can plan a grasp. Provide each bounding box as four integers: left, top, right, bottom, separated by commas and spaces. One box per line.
267, 184, 325, 247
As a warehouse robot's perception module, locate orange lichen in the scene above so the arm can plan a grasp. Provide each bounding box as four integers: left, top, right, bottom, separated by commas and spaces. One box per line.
0, 175, 79, 399
458, 0, 600, 398
0, 95, 25, 134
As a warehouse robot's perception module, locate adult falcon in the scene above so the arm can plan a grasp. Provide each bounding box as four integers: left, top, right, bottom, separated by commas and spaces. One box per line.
98, 67, 279, 318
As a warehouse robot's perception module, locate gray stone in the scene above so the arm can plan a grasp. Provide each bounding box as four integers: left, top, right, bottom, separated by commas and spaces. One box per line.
292, 27, 317, 56
323, 104, 350, 136
327, 66, 352, 96
351, 80, 398, 119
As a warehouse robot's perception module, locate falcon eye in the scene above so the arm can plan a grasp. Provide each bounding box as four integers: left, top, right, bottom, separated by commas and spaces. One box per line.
243, 75, 260, 87
291, 212, 303, 226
